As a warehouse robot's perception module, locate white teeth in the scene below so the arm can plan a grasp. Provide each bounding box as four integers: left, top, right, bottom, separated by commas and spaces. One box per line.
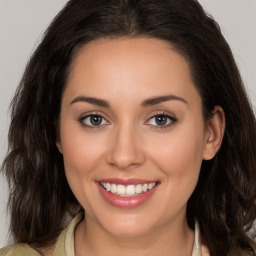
100, 182, 156, 196
106, 183, 111, 191
135, 184, 143, 194
126, 185, 135, 195
117, 185, 126, 195
142, 184, 148, 192
111, 184, 117, 193
148, 183, 154, 189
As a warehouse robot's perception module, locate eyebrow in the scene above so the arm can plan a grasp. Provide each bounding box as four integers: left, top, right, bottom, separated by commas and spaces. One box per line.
70, 94, 187, 108
141, 95, 187, 107
70, 96, 110, 107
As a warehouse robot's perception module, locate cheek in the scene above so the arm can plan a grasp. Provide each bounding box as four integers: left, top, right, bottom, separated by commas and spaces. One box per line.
60, 124, 108, 210
59, 121, 109, 199
148, 119, 205, 181
61, 122, 105, 172
148, 123, 205, 215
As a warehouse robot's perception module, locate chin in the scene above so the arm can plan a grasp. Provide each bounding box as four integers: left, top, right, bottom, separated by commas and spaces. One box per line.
98, 214, 154, 238
106, 225, 150, 238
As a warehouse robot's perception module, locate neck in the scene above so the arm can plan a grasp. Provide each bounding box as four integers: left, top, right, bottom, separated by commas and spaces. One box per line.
75, 213, 195, 256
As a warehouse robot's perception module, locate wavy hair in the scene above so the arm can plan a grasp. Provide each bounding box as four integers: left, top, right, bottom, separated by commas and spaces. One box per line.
2, 0, 256, 255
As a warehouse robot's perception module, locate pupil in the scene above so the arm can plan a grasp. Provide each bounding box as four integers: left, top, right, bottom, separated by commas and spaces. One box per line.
156, 115, 167, 125
90, 115, 102, 125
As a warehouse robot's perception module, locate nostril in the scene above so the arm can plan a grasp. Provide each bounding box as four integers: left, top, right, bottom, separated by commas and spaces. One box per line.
107, 149, 145, 170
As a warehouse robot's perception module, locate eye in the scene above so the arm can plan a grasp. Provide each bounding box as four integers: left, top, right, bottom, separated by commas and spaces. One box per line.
146, 114, 177, 128
79, 114, 109, 128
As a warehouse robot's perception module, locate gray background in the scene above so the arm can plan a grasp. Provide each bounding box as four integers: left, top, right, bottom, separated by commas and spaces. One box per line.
0, 0, 255, 247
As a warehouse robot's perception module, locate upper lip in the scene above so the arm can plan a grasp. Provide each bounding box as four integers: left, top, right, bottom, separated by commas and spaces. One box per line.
98, 178, 159, 185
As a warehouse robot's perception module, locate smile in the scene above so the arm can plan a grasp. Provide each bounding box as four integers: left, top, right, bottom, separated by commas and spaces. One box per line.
97, 179, 159, 208
100, 182, 157, 197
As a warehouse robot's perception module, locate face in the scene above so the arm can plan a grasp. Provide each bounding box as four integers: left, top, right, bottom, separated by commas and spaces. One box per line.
58, 38, 216, 237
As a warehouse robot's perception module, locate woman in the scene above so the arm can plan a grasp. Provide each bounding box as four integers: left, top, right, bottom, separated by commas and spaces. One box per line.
1, 0, 256, 255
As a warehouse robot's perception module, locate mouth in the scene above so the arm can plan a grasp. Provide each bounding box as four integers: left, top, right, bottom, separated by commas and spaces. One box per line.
97, 179, 160, 208
99, 182, 157, 197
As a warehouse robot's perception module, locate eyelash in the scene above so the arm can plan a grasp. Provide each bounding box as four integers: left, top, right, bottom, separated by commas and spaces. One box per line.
78, 112, 177, 130
79, 113, 110, 129
145, 112, 177, 129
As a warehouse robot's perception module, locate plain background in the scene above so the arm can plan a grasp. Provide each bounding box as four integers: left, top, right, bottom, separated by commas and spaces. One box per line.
0, 0, 255, 247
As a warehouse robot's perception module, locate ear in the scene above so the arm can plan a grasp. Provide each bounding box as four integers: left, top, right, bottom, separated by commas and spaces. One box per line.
56, 128, 63, 154
203, 106, 225, 160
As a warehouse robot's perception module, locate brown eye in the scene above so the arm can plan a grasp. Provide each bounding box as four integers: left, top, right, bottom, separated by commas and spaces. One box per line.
155, 115, 168, 126
90, 115, 103, 126
146, 114, 177, 128
80, 114, 109, 127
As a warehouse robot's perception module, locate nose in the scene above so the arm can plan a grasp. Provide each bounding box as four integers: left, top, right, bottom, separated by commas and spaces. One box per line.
107, 124, 145, 170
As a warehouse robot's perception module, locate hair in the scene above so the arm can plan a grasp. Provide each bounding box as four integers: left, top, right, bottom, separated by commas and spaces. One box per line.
2, 0, 256, 255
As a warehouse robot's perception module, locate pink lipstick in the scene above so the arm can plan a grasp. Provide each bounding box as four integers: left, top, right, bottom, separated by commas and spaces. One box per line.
96, 178, 159, 208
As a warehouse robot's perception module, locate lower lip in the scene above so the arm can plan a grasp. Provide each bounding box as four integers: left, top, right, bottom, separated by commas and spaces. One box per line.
96, 183, 158, 208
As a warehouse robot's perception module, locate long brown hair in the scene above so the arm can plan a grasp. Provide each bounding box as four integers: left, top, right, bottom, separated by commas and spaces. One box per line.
2, 0, 256, 255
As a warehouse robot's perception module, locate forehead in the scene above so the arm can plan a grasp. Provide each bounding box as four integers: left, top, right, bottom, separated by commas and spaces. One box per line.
64, 37, 201, 107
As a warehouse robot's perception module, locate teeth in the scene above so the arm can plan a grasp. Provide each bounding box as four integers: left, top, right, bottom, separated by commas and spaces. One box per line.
117, 185, 126, 195
135, 184, 143, 194
100, 182, 156, 196
106, 183, 111, 191
142, 184, 148, 192
148, 183, 153, 189
126, 185, 135, 195
111, 184, 117, 193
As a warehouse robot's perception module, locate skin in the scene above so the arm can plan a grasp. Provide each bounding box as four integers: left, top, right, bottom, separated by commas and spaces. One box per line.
56, 37, 225, 256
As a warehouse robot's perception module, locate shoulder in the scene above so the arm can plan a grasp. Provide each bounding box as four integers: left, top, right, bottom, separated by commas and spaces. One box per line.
0, 243, 41, 256
0, 213, 82, 256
